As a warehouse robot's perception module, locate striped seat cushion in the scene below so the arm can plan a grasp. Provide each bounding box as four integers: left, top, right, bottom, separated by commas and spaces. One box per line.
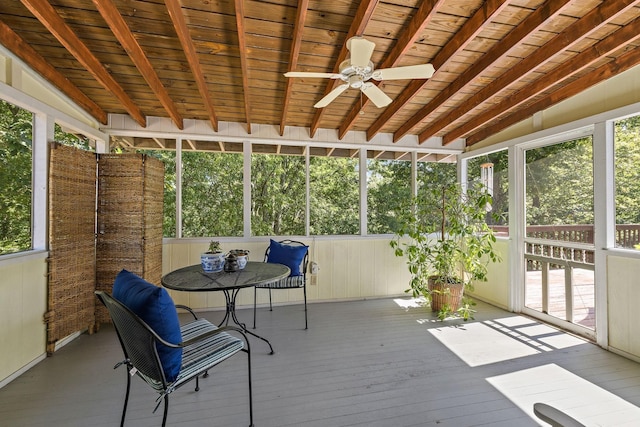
255, 275, 305, 289
172, 319, 244, 389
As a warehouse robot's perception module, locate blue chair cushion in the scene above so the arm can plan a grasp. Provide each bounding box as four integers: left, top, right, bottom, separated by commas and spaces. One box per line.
112, 269, 182, 382
266, 239, 307, 276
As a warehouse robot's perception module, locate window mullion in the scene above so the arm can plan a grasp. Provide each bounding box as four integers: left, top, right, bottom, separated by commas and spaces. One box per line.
32, 112, 53, 251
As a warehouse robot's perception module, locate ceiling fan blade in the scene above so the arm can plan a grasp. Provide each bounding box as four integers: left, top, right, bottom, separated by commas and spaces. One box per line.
284, 71, 342, 79
361, 83, 392, 108
314, 83, 350, 108
371, 64, 435, 81
346, 37, 375, 68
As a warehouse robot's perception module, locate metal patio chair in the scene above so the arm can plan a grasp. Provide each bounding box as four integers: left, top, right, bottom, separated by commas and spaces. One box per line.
253, 239, 309, 329
96, 291, 253, 427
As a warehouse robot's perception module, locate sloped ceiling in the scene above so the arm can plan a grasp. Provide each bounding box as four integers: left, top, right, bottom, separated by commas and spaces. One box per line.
1, 0, 640, 149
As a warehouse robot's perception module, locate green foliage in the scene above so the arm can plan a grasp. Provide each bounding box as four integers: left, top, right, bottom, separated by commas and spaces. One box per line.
251, 154, 305, 236
417, 161, 458, 190
466, 151, 509, 226
54, 124, 94, 151
367, 159, 411, 234
525, 137, 593, 226
140, 150, 176, 237
309, 156, 359, 235
615, 116, 640, 226
0, 100, 33, 255
6, 99, 640, 255
207, 240, 222, 253
182, 151, 244, 237
390, 183, 501, 320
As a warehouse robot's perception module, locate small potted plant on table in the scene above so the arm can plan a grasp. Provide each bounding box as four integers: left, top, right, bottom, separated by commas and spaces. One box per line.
391, 183, 501, 320
201, 240, 225, 273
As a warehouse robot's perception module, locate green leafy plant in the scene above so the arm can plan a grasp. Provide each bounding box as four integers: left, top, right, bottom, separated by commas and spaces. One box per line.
206, 240, 222, 254
390, 183, 501, 320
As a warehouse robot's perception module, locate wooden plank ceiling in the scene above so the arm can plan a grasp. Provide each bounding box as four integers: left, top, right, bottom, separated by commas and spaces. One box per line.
1, 0, 640, 151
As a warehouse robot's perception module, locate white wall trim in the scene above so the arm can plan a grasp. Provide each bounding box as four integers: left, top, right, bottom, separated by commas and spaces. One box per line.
0, 81, 106, 143
359, 149, 368, 236
593, 120, 614, 348
465, 99, 640, 157
0, 354, 47, 390
105, 114, 465, 155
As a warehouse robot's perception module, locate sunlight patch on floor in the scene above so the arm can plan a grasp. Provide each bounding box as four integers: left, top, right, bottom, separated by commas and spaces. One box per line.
428, 316, 586, 367
487, 364, 640, 426
393, 297, 426, 309
429, 321, 541, 367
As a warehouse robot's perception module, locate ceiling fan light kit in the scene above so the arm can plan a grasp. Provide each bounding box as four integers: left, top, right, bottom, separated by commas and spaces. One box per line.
285, 36, 435, 109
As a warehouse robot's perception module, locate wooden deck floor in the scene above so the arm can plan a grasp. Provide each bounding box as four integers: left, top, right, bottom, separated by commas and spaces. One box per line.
2, 298, 640, 427
525, 268, 596, 329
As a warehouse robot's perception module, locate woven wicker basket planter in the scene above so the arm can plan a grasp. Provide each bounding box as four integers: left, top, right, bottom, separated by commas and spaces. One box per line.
427, 277, 465, 312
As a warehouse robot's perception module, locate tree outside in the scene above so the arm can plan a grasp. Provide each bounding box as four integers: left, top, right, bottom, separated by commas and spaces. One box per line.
367, 159, 411, 234
7, 102, 640, 253
0, 100, 32, 255
309, 156, 359, 235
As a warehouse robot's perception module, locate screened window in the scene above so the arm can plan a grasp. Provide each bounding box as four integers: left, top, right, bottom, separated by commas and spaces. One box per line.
525, 138, 593, 233
367, 159, 411, 234
141, 150, 177, 238
467, 150, 509, 233
614, 115, 640, 249
309, 155, 359, 235
0, 100, 33, 255
55, 124, 94, 151
417, 161, 457, 191
251, 153, 305, 236
524, 137, 595, 329
182, 151, 243, 237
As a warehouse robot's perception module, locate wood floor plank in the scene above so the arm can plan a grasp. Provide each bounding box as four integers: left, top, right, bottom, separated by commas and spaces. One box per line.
1, 297, 640, 426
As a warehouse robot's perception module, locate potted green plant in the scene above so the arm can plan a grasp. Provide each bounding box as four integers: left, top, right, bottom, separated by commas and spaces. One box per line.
390, 183, 501, 320
201, 240, 225, 273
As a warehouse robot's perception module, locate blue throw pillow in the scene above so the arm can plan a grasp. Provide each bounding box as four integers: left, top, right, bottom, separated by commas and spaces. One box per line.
112, 269, 182, 382
266, 239, 308, 276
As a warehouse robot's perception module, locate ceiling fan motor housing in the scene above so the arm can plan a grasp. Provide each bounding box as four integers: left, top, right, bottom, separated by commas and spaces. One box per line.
339, 59, 374, 86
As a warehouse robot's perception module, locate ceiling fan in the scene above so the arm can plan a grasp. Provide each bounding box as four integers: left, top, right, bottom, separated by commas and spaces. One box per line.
284, 36, 435, 109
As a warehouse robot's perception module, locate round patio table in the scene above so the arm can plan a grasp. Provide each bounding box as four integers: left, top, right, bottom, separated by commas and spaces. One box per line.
162, 261, 290, 354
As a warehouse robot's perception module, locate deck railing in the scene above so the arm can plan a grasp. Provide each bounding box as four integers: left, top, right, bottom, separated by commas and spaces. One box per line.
490, 224, 640, 271
491, 224, 640, 250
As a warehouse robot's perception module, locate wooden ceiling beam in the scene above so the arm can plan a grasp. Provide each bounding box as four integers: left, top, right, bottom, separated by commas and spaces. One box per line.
391, 0, 571, 143
422, 0, 640, 144
337, 0, 445, 140
93, 0, 183, 130
164, 0, 219, 132
280, 0, 309, 136
308, 0, 380, 138
366, 0, 510, 141
466, 46, 640, 146
444, 12, 640, 144
20, 0, 146, 127
234, 0, 252, 134
0, 19, 108, 124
